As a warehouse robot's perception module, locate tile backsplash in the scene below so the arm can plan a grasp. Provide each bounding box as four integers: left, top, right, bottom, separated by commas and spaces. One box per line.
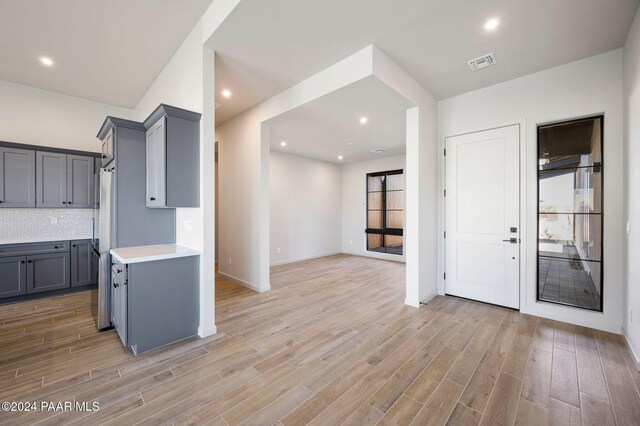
0, 209, 95, 242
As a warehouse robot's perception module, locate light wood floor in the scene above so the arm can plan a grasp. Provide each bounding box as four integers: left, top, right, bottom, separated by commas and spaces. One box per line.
0, 254, 639, 425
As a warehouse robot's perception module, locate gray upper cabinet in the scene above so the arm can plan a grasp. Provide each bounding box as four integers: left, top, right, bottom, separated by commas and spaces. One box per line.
144, 104, 201, 208
0, 147, 36, 208
67, 155, 95, 208
101, 128, 114, 167
36, 151, 95, 208
146, 117, 166, 208
36, 151, 67, 208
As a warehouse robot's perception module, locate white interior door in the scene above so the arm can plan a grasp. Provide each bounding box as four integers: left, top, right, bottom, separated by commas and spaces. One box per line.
445, 125, 520, 309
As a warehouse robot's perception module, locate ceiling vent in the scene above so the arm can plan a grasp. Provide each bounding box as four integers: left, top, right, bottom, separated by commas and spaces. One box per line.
370, 148, 386, 154
467, 53, 496, 71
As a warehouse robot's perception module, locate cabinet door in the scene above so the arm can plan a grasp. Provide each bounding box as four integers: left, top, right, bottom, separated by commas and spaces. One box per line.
26, 252, 70, 293
0, 256, 27, 298
0, 147, 36, 208
71, 240, 96, 287
36, 152, 67, 208
66, 155, 95, 208
102, 128, 114, 167
145, 117, 166, 207
112, 273, 127, 345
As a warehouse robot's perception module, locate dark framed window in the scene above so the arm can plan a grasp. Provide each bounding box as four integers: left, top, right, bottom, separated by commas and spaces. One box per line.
366, 170, 404, 255
537, 115, 603, 311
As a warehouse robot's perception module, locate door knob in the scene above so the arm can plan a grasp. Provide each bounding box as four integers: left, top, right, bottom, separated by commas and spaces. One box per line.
502, 238, 518, 243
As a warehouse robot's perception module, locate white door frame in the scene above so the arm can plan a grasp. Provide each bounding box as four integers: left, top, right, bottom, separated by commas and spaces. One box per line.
437, 119, 527, 310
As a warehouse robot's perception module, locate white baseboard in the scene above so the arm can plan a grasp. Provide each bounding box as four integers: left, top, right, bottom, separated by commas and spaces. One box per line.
405, 291, 438, 308
622, 327, 640, 371
198, 325, 217, 338
405, 298, 420, 308
421, 291, 438, 304
520, 306, 621, 334
217, 271, 271, 293
270, 251, 342, 267
341, 249, 406, 263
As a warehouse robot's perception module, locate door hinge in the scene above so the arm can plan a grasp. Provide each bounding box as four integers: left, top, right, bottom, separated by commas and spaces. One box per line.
444, 189, 446, 197
444, 231, 446, 238
444, 272, 446, 280
444, 148, 446, 156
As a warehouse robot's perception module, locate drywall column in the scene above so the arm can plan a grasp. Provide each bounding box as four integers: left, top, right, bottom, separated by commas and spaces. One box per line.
200, 45, 217, 337
259, 124, 271, 292
405, 107, 420, 306
372, 46, 439, 306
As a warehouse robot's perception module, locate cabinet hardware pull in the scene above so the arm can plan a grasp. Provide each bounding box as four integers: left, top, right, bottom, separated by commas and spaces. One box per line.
114, 283, 119, 288
0, 200, 3, 203
72, 245, 76, 247
62, 201, 66, 204
27, 260, 32, 263
20, 260, 25, 264
54, 246, 58, 249
150, 197, 156, 201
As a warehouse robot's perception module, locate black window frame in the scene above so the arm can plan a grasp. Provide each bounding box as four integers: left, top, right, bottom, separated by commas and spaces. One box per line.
365, 169, 404, 255
536, 114, 604, 312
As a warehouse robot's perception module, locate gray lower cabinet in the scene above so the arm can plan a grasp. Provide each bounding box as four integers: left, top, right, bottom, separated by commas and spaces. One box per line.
0, 256, 27, 297
111, 269, 127, 346
111, 254, 198, 355
36, 151, 95, 208
70, 240, 97, 287
0, 147, 36, 208
26, 252, 70, 293
0, 240, 98, 300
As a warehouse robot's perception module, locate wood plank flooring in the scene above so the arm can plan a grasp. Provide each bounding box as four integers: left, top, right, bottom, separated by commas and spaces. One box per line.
0, 254, 639, 425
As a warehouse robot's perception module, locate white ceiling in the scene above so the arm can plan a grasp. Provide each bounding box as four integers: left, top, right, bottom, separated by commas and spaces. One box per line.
0, 0, 213, 108
210, 0, 639, 124
266, 76, 411, 164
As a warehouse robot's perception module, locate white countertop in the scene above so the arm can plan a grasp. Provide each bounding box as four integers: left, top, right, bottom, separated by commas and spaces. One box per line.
0, 236, 94, 245
110, 244, 200, 264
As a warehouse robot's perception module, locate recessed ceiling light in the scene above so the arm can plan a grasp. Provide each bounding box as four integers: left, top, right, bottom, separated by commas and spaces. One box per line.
39, 57, 54, 67
484, 18, 499, 31
338, 155, 344, 160
222, 89, 232, 98
280, 141, 287, 147
359, 117, 368, 124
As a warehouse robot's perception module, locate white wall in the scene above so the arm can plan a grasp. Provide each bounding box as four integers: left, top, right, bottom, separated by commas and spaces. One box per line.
342, 155, 406, 262
439, 49, 624, 334
0, 79, 132, 153
269, 151, 342, 265
130, 17, 217, 337
623, 7, 640, 365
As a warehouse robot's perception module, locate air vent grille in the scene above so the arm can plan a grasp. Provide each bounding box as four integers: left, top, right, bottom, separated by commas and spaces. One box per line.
468, 53, 496, 71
